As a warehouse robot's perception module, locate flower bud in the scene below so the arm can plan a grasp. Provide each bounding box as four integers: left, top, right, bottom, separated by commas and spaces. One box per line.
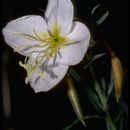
111, 52, 123, 102
67, 76, 86, 127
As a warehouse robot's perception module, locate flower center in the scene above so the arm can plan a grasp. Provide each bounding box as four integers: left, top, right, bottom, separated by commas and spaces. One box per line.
49, 35, 66, 48
15, 27, 73, 84
53, 37, 59, 42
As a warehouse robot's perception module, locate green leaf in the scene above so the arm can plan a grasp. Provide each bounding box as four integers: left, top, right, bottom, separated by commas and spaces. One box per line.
119, 117, 123, 130
95, 81, 107, 111
89, 39, 97, 48
63, 120, 79, 130
113, 113, 122, 125
84, 53, 106, 69
101, 78, 107, 92
96, 11, 109, 26
69, 68, 82, 82
91, 4, 101, 15
63, 115, 103, 130
106, 113, 117, 130
86, 88, 103, 112
108, 70, 114, 98
106, 119, 117, 130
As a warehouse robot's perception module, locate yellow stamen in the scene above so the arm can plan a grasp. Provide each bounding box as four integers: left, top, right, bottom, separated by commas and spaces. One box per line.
14, 23, 75, 83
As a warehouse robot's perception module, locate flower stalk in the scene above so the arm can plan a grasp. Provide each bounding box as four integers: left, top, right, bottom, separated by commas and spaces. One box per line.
106, 112, 117, 130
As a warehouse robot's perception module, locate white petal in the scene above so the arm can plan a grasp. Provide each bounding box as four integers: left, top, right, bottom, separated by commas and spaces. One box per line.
60, 22, 91, 65
28, 58, 69, 92
45, 0, 73, 36
2, 15, 48, 57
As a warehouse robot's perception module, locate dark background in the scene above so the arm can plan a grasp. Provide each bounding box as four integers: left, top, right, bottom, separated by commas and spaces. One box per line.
1, 0, 128, 130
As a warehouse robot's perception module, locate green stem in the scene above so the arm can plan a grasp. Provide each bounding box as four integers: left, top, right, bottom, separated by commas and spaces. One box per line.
63, 115, 104, 130
89, 65, 97, 80
89, 65, 117, 130
106, 112, 117, 130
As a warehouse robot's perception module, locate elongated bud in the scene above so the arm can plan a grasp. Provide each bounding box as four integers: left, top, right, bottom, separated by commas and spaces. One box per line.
111, 52, 123, 102
67, 76, 86, 127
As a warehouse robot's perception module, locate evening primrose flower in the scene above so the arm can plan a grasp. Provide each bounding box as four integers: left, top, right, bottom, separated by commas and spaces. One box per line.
2, 0, 90, 92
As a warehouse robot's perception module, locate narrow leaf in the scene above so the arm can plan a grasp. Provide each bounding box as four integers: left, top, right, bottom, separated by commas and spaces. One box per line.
108, 69, 114, 97
119, 117, 123, 130
95, 82, 107, 111
91, 4, 101, 15
106, 119, 116, 130
113, 112, 122, 125
63, 115, 103, 130
70, 68, 82, 82
101, 78, 107, 92
86, 88, 103, 112
84, 54, 106, 69
96, 11, 109, 26
106, 113, 117, 130
89, 39, 97, 48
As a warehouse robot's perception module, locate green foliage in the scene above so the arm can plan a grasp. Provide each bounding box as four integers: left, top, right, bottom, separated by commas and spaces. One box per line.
69, 68, 82, 82
63, 115, 103, 130
63, 2, 127, 129
84, 54, 106, 69
96, 11, 109, 26
91, 3, 109, 26
64, 63, 125, 130
106, 115, 116, 130
91, 4, 101, 15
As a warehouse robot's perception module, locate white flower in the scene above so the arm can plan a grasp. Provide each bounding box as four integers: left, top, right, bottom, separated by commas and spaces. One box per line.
2, 0, 90, 92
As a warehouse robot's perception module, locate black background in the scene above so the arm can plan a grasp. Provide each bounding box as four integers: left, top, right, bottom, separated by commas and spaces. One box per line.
1, 0, 128, 130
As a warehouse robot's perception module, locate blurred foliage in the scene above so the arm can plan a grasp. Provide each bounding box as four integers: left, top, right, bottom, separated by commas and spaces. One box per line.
63, 3, 127, 130
91, 4, 109, 26
64, 64, 126, 130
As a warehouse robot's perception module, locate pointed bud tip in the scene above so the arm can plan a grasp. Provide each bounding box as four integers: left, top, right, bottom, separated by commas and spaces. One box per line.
80, 120, 86, 127
116, 96, 121, 103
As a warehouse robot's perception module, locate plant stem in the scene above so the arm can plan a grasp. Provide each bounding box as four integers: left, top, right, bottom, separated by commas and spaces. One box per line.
89, 65, 97, 80
106, 112, 117, 130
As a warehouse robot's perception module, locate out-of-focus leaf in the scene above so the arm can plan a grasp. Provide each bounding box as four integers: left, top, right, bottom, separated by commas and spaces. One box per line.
106, 119, 116, 130
119, 117, 123, 130
95, 82, 107, 111
96, 11, 109, 26
107, 103, 110, 109
63, 120, 79, 130
63, 115, 103, 130
86, 88, 103, 113
38, 8, 45, 13
89, 39, 97, 48
70, 68, 82, 82
106, 113, 117, 130
101, 78, 107, 92
119, 101, 128, 117
113, 112, 122, 125
2, 52, 12, 119
91, 4, 101, 15
108, 70, 114, 97
84, 54, 106, 69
